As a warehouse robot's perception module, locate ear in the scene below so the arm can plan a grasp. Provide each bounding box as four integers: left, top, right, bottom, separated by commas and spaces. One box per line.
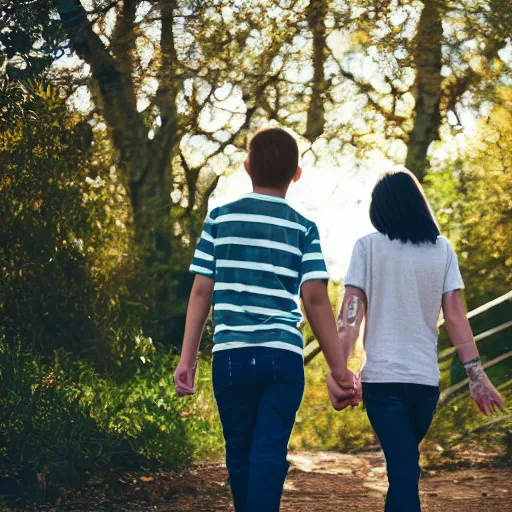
292, 166, 302, 183
244, 158, 251, 176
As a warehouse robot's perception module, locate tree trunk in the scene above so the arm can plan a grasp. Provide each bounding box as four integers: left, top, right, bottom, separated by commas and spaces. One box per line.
57, 0, 184, 345
305, 0, 328, 142
405, 1, 443, 182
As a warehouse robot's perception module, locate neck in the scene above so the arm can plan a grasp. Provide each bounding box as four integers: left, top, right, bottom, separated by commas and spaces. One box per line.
252, 185, 289, 199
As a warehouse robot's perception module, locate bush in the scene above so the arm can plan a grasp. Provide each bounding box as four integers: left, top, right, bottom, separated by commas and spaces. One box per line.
0, 338, 222, 505
0, 82, 141, 369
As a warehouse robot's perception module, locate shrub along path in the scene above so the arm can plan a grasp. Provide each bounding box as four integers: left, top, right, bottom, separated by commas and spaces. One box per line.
49, 451, 511, 511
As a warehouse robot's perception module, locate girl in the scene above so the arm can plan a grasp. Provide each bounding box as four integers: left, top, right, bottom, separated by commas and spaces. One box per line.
328, 167, 504, 511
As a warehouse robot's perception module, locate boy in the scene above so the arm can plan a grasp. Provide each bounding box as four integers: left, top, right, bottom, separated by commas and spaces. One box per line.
174, 127, 356, 512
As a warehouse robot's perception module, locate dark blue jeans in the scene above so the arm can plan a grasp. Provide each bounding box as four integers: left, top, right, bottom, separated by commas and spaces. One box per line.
213, 347, 304, 512
363, 382, 440, 512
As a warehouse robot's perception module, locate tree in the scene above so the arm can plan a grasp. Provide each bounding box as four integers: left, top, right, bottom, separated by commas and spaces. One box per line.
4, 0, 511, 345
301, 0, 511, 180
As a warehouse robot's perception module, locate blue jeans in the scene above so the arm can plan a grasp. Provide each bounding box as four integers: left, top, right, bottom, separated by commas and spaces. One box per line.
363, 383, 440, 512
213, 347, 304, 512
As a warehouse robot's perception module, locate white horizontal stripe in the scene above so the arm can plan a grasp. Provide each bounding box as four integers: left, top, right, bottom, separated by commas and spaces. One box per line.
215, 237, 302, 256
216, 259, 298, 277
214, 303, 301, 318
302, 252, 324, 262
214, 282, 298, 302
215, 213, 307, 232
201, 230, 214, 243
212, 341, 303, 357
215, 323, 302, 338
190, 264, 213, 275
194, 249, 214, 262
300, 271, 329, 284
246, 192, 288, 205
311, 240, 320, 245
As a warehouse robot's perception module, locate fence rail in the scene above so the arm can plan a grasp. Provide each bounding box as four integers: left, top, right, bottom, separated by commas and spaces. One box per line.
438, 320, 512, 362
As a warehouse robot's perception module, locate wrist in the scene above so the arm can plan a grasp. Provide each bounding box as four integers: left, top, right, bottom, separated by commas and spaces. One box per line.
331, 365, 352, 382
180, 352, 198, 368
463, 358, 485, 381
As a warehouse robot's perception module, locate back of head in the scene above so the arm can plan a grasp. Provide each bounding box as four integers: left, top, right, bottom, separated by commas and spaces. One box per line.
248, 127, 299, 188
369, 167, 440, 245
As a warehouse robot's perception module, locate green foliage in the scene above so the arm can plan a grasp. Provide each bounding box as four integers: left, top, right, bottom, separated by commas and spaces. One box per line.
0, 81, 140, 366
426, 87, 512, 307
0, 337, 222, 504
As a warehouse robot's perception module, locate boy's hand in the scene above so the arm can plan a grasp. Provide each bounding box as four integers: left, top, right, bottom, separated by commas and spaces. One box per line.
174, 360, 197, 396
327, 372, 357, 411
330, 367, 357, 391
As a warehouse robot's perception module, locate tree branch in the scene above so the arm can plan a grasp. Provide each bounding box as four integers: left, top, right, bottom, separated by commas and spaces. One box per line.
328, 49, 405, 124
87, 0, 119, 19
110, 0, 137, 76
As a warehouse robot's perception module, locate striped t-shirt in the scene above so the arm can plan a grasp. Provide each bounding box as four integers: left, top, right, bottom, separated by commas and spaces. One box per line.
189, 192, 329, 356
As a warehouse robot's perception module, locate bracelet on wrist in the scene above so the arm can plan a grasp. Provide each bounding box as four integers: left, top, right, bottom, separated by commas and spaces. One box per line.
462, 356, 481, 367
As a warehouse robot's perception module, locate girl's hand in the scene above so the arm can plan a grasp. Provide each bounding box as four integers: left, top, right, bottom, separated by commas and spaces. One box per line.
465, 359, 505, 415
173, 360, 197, 396
469, 372, 505, 415
350, 373, 363, 406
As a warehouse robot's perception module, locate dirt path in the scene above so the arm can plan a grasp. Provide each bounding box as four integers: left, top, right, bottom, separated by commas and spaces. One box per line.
56, 452, 512, 511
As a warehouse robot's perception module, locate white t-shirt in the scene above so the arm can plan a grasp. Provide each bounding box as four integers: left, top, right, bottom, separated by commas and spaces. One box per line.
345, 233, 464, 386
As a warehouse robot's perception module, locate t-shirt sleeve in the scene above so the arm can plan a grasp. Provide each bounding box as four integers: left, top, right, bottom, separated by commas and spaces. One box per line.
300, 223, 329, 287
189, 212, 216, 278
344, 238, 367, 293
443, 239, 464, 294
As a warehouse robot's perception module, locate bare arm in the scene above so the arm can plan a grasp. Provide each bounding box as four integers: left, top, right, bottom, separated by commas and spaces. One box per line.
301, 280, 355, 389
442, 290, 478, 363
327, 286, 367, 410
174, 275, 214, 395
337, 286, 367, 368
442, 290, 504, 415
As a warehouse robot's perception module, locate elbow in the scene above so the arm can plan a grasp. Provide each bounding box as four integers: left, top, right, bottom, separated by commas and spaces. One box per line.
301, 280, 329, 308
191, 276, 214, 300
303, 293, 324, 308
443, 305, 463, 330
443, 314, 457, 332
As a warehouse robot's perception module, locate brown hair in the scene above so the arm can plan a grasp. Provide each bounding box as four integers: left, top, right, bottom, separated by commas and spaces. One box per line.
248, 127, 299, 188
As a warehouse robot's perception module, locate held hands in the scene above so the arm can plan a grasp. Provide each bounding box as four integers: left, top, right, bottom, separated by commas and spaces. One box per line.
465, 359, 505, 415
327, 371, 362, 411
173, 360, 197, 396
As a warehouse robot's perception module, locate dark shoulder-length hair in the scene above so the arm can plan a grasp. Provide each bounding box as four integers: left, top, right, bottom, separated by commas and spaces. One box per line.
369, 167, 440, 245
